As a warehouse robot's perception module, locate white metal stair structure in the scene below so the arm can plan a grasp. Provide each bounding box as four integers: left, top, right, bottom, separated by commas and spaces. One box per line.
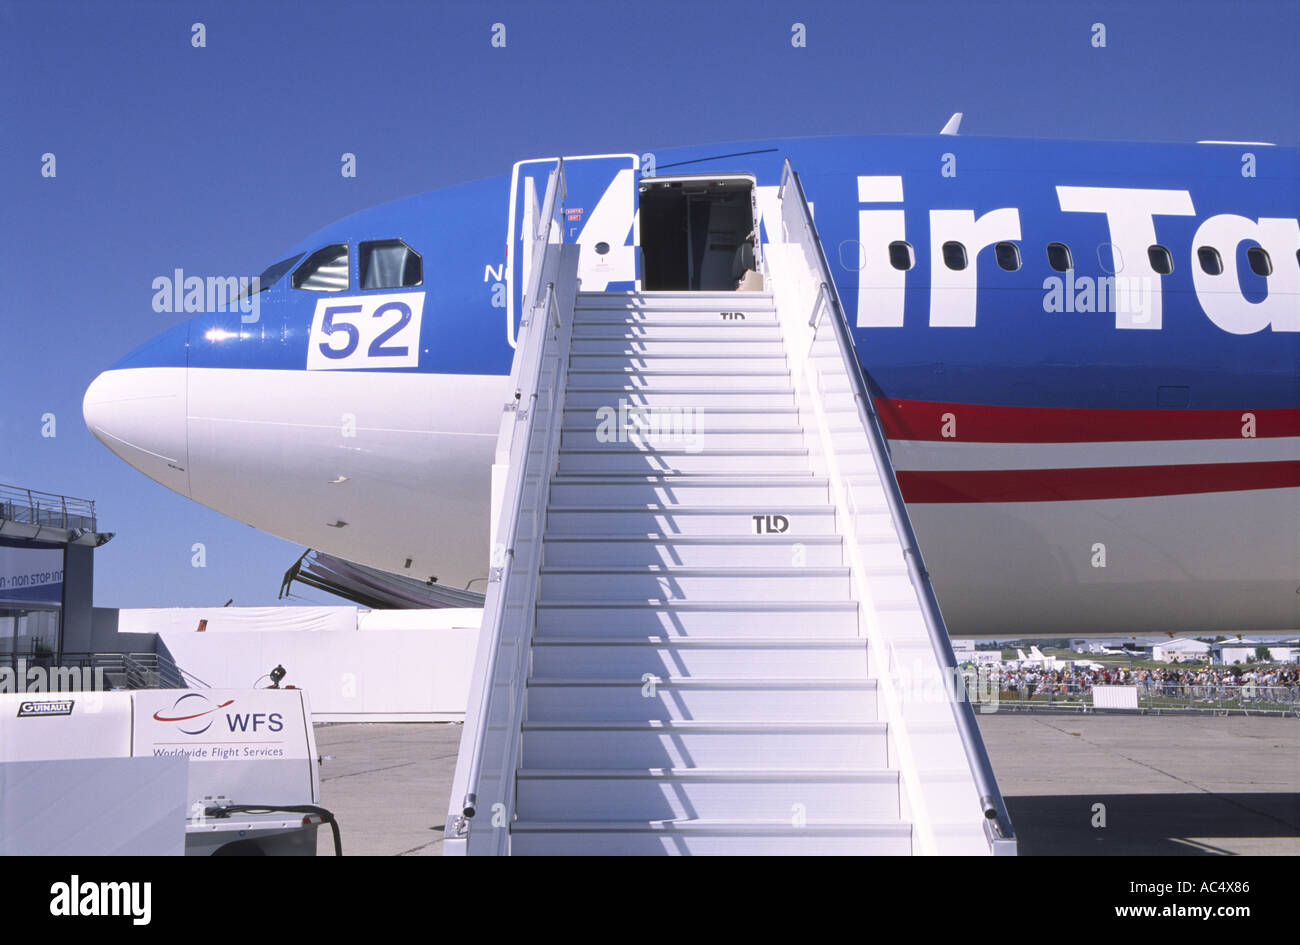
521, 285, 909, 855
445, 157, 1016, 855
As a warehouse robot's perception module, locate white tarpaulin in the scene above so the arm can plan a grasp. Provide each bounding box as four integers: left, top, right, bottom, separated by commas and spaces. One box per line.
119, 606, 357, 635
357, 608, 481, 631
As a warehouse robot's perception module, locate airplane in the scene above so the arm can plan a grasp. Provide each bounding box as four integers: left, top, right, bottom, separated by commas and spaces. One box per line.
1094, 643, 1138, 656
1008, 646, 1107, 672
82, 128, 1300, 636
1013, 646, 1066, 670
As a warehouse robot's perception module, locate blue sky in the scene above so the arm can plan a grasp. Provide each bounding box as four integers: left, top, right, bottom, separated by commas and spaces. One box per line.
2, 0, 1296, 608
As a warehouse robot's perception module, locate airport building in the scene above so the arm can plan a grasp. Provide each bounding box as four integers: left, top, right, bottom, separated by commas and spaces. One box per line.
1215, 639, 1300, 665
0, 483, 111, 678
1151, 637, 1213, 663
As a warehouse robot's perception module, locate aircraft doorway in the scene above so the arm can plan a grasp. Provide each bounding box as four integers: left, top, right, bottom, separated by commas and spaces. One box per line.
638, 175, 761, 291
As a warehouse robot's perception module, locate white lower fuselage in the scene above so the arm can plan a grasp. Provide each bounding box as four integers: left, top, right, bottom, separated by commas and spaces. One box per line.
84, 366, 1299, 635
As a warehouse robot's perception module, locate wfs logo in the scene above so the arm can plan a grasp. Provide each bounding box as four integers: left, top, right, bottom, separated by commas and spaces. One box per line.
152, 693, 283, 735
152, 693, 234, 735
50, 875, 151, 926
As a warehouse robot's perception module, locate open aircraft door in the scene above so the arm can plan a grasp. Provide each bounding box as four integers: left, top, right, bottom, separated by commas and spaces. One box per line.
505, 153, 638, 347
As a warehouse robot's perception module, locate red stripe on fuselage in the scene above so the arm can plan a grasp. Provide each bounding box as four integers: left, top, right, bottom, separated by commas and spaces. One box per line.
875, 399, 1299, 443
896, 461, 1300, 503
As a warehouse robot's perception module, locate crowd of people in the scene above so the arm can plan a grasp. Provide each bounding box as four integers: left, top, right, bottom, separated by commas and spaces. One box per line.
978, 663, 1300, 704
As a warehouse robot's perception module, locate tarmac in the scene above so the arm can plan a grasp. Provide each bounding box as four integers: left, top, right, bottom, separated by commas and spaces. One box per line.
314, 712, 1299, 856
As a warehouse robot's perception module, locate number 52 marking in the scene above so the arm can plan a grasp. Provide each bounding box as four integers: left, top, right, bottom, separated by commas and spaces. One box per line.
306, 292, 425, 370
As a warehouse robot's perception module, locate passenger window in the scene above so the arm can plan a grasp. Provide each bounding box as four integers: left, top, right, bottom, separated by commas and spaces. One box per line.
360, 239, 423, 289
1147, 245, 1173, 275
888, 241, 914, 271
1197, 246, 1223, 275
1098, 242, 1123, 274
1246, 247, 1272, 277
941, 241, 967, 271
994, 241, 1021, 271
292, 244, 350, 292
1046, 242, 1073, 272
838, 240, 866, 271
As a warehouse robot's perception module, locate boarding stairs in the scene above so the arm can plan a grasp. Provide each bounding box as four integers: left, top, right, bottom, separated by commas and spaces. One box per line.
446, 158, 1016, 855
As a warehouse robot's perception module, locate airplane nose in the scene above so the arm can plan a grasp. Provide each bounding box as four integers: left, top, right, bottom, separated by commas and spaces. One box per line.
84, 367, 190, 497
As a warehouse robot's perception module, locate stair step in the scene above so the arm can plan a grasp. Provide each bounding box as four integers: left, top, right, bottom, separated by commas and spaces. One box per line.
565, 371, 793, 391
574, 305, 778, 320
568, 354, 787, 372
819, 409, 872, 433
559, 428, 807, 451
571, 323, 783, 340
854, 509, 899, 541
534, 600, 860, 637
529, 637, 868, 678
556, 449, 811, 475
866, 604, 930, 639
508, 820, 913, 855
561, 405, 801, 430
829, 448, 881, 476
541, 535, 845, 567
846, 473, 885, 493
537, 566, 852, 601
564, 389, 797, 408
843, 484, 891, 517
549, 475, 829, 507
509, 826, 915, 863
851, 537, 909, 571
860, 571, 920, 608
520, 720, 888, 768
549, 469, 820, 478
573, 312, 779, 328
545, 504, 836, 536
575, 292, 774, 314
570, 339, 786, 356
525, 677, 878, 722
513, 768, 900, 821
577, 290, 774, 300
814, 371, 854, 392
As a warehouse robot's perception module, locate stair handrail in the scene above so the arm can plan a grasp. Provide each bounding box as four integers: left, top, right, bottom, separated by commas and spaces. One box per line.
175, 664, 211, 689
151, 651, 210, 689
778, 159, 1016, 850
451, 158, 567, 850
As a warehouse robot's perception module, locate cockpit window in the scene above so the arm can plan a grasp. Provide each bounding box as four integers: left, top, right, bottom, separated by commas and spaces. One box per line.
360, 239, 423, 289
237, 254, 303, 300
292, 244, 350, 292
